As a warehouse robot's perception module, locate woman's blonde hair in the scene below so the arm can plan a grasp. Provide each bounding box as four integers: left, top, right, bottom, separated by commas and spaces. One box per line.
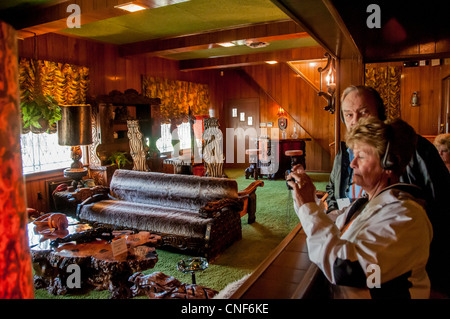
434, 133, 450, 151
346, 117, 386, 160
346, 117, 417, 176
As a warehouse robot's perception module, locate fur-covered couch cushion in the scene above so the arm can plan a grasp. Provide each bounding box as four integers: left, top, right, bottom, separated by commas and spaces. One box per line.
81, 200, 212, 239
109, 169, 239, 211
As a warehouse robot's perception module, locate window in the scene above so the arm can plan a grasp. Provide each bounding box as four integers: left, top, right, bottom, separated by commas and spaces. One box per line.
156, 123, 192, 153
20, 132, 76, 174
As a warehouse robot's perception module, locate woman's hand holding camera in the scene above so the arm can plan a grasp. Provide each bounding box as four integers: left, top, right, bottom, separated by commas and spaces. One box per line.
286, 164, 316, 208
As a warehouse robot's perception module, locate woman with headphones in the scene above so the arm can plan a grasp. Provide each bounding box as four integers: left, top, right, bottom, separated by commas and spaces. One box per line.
325, 85, 449, 297
287, 117, 432, 299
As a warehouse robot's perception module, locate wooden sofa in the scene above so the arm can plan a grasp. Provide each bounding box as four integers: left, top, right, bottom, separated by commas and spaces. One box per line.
77, 169, 263, 260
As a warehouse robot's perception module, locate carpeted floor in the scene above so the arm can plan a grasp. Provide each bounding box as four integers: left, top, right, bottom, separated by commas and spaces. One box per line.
34, 169, 330, 299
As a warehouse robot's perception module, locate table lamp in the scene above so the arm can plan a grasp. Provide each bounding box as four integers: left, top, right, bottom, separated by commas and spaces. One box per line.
58, 104, 93, 188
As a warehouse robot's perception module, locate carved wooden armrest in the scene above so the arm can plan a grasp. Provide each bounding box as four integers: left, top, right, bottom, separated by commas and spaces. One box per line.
78, 193, 110, 207
66, 186, 110, 203
199, 198, 244, 219
76, 193, 110, 217
237, 180, 264, 224
238, 180, 264, 198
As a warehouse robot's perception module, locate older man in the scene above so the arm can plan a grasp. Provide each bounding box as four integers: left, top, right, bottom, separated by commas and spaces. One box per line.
325, 85, 450, 297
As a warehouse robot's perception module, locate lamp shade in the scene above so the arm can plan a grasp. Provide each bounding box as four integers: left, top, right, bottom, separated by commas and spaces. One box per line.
58, 104, 93, 146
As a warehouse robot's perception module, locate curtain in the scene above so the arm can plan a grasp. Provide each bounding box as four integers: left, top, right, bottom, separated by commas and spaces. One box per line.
19, 58, 89, 105
142, 76, 210, 124
365, 65, 402, 120
19, 58, 89, 134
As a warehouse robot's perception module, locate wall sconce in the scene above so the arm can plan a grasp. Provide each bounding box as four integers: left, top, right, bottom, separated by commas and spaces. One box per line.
277, 107, 288, 138
411, 91, 420, 106
317, 52, 336, 114
277, 107, 286, 117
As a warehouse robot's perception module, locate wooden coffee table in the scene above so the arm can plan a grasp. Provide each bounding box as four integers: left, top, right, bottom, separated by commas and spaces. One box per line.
29, 216, 161, 299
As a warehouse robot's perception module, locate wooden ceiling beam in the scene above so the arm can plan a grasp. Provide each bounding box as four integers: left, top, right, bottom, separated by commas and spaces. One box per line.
118, 20, 307, 57
179, 45, 325, 71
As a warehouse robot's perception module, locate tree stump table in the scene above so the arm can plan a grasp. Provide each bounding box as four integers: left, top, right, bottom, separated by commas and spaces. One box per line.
129, 271, 218, 299
29, 217, 160, 299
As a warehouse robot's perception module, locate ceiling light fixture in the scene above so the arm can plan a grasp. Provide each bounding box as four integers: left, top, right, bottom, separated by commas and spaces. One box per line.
115, 0, 191, 12
114, 2, 148, 12
217, 42, 236, 48
245, 40, 270, 49
265, 61, 278, 64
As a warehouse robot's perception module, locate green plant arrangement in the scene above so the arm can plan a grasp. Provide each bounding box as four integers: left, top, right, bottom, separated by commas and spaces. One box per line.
108, 151, 131, 169
20, 91, 61, 132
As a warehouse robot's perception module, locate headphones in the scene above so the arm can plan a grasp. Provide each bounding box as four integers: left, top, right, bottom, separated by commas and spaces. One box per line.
381, 126, 398, 170
381, 141, 397, 170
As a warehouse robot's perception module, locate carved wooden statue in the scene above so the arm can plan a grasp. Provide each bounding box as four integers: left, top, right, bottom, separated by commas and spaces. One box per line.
202, 117, 225, 177
127, 120, 149, 171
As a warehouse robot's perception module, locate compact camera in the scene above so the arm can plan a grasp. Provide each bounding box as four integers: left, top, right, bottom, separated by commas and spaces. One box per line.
285, 170, 294, 190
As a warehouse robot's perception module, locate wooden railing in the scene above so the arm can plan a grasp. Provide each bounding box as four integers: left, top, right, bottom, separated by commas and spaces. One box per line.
230, 223, 330, 299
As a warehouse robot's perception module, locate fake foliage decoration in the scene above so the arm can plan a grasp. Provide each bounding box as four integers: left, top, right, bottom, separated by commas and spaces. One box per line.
109, 151, 131, 169
142, 76, 210, 124
365, 65, 401, 120
19, 58, 89, 134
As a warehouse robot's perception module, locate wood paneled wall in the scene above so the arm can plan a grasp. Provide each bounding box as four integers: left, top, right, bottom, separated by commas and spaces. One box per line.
365, 60, 450, 135
242, 46, 334, 172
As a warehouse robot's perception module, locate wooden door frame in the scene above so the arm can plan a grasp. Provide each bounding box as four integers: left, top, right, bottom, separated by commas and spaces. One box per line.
439, 75, 450, 133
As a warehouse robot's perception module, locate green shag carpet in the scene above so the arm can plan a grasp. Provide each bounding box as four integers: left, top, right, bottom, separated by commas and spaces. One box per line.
34, 169, 330, 299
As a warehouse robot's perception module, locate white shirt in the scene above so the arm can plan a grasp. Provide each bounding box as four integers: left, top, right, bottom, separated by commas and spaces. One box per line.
293, 184, 432, 299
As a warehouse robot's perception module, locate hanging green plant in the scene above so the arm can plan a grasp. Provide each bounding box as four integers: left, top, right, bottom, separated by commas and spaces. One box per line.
20, 92, 61, 130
